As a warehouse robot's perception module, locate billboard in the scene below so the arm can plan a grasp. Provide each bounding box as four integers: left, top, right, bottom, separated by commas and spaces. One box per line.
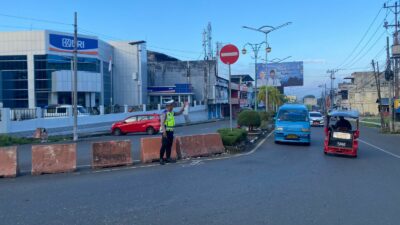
49, 33, 98, 55
256, 61, 303, 87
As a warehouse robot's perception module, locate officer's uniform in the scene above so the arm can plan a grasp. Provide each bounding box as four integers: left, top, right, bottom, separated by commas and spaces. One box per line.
159, 109, 175, 162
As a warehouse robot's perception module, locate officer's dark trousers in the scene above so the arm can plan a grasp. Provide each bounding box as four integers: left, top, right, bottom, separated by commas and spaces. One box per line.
160, 131, 174, 160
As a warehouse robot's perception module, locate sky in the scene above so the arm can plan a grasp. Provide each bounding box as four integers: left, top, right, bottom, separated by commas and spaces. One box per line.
0, 0, 394, 99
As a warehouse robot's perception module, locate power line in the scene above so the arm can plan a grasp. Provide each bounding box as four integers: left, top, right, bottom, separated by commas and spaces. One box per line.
336, 7, 384, 70
0, 12, 72, 26
340, 16, 390, 70
344, 30, 387, 69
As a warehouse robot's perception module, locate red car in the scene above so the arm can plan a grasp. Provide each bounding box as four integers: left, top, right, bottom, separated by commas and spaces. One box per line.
111, 114, 161, 135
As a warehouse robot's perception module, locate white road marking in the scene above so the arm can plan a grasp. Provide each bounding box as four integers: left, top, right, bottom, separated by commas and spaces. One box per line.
182, 160, 204, 167
359, 139, 400, 159
220, 52, 239, 57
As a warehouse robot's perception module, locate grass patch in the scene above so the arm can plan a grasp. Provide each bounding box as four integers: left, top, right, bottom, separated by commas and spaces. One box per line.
359, 121, 380, 128
0, 135, 72, 147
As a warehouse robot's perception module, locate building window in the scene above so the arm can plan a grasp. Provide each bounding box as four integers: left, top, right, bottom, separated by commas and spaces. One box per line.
34, 54, 101, 107
0, 55, 28, 108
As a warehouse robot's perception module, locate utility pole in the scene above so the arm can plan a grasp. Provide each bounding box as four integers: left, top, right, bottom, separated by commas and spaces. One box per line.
384, 1, 400, 99
372, 60, 386, 131
327, 69, 337, 110
72, 12, 78, 141
386, 36, 395, 132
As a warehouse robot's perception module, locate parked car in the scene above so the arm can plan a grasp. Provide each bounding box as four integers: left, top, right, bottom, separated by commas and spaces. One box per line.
111, 114, 161, 135
309, 111, 324, 126
43, 105, 89, 117
274, 104, 311, 145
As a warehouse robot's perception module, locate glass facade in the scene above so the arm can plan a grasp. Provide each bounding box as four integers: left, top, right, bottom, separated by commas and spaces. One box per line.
103, 61, 111, 107
34, 54, 100, 107
0, 55, 28, 108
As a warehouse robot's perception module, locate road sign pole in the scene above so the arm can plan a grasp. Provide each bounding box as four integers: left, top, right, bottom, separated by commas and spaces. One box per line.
219, 44, 240, 131
229, 64, 233, 131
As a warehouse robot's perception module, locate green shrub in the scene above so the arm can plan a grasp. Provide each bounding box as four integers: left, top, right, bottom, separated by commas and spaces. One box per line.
217, 128, 247, 146
238, 110, 261, 131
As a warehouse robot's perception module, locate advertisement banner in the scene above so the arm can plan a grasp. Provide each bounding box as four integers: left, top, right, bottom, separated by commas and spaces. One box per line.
256, 61, 304, 87
49, 33, 98, 55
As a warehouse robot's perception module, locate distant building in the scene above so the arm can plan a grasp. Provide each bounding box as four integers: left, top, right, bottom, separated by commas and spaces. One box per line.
286, 95, 297, 103
337, 72, 389, 116
147, 57, 228, 119
230, 74, 254, 118
303, 95, 317, 106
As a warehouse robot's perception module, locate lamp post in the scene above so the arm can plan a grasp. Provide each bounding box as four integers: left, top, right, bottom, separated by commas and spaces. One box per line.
242, 22, 292, 112
318, 84, 327, 114
242, 41, 267, 111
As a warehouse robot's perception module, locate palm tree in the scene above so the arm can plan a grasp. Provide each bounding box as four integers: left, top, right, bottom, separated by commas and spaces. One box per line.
258, 86, 285, 111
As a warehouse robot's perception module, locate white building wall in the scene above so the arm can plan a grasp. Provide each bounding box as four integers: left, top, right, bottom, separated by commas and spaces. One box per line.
109, 41, 147, 106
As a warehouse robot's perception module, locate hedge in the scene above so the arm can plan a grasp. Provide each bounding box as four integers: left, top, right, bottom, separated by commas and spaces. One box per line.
217, 128, 247, 146
238, 110, 261, 131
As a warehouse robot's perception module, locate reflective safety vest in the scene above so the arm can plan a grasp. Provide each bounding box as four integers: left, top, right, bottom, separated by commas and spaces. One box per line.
165, 111, 175, 131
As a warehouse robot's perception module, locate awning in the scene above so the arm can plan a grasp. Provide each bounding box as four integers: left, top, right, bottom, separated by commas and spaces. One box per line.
376, 98, 394, 106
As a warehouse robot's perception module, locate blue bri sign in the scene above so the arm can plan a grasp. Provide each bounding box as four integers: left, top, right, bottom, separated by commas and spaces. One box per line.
49, 33, 98, 55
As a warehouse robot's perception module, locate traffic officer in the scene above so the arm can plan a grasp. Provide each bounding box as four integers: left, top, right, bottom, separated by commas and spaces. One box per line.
159, 100, 185, 165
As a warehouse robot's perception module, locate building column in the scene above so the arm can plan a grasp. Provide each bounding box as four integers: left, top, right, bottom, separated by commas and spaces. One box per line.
85, 93, 90, 107
91, 93, 96, 107
100, 61, 105, 106
50, 93, 58, 105
27, 54, 35, 108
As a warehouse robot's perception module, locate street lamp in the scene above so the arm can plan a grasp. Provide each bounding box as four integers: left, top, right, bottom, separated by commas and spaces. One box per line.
318, 84, 327, 114
242, 41, 268, 111
242, 22, 292, 112
243, 22, 292, 63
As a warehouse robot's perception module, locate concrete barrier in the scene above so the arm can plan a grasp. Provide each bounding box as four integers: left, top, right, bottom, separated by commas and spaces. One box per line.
31, 143, 76, 175
177, 133, 225, 159
92, 140, 132, 169
0, 146, 18, 178
140, 137, 177, 163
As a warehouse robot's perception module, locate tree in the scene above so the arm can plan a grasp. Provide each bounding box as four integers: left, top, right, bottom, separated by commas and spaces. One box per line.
258, 86, 285, 111
237, 110, 261, 131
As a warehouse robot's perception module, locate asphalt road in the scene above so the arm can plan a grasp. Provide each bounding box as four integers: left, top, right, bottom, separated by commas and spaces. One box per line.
1, 125, 400, 225
16, 120, 231, 173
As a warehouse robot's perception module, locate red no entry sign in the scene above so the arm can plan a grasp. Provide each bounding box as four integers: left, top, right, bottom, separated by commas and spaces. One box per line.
220, 44, 239, 65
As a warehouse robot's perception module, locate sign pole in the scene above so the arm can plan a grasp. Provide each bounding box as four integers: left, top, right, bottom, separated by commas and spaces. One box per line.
219, 44, 240, 131
229, 63, 233, 131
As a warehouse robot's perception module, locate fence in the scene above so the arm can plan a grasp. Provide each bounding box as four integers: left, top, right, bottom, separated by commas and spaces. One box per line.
10, 109, 37, 121
0, 104, 209, 135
